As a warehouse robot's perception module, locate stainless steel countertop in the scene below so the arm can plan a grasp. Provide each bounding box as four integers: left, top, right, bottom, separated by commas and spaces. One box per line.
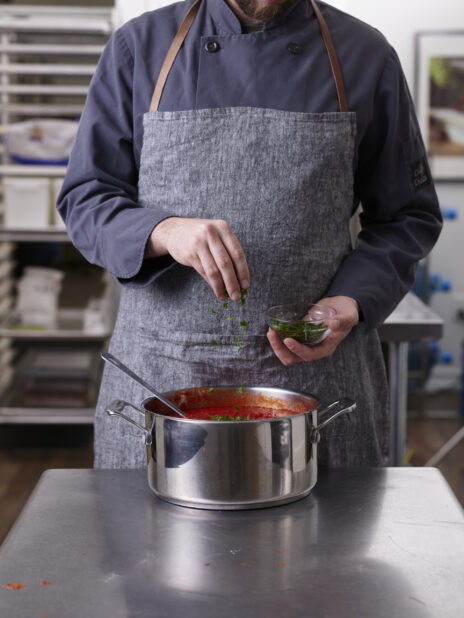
1, 468, 463, 618
378, 292, 443, 342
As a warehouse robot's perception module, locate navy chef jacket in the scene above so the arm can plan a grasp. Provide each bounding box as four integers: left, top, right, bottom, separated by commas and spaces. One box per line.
57, 0, 442, 330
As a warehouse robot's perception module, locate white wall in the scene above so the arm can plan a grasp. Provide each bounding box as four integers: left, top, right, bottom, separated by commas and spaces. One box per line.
116, 0, 464, 375
329, 1, 464, 86
115, 0, 170, 25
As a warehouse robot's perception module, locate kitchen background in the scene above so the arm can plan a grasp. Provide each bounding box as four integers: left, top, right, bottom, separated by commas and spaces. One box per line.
0, 0, 463, 542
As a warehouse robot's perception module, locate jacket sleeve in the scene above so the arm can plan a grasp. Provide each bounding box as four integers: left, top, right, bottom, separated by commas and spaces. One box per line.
326, 48, 442, 329
56, 28, 175, 287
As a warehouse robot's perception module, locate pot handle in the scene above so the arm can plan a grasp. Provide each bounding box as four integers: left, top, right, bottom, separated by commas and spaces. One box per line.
315, 397, 356, 431
106, 399, 153, 445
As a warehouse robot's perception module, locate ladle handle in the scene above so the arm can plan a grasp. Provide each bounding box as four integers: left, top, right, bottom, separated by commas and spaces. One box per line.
101, 352, 187, 418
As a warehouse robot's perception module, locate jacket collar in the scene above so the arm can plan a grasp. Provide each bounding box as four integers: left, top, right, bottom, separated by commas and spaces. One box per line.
206, 0, 313, 35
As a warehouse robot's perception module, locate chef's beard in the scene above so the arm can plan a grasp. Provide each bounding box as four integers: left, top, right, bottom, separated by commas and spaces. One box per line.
235, 0, 296, 21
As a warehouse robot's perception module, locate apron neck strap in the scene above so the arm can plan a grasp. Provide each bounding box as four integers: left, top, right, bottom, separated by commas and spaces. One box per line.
149, 0, 349, 113
308, 0, 348, 113
150, 0, 201, 112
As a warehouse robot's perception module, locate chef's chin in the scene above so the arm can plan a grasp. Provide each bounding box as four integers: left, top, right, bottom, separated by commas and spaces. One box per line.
233, 0, 296, 22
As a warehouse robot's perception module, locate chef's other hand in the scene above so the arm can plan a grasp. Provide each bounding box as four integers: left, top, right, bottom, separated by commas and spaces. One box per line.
146, 217, 250, 301
267, 296, 360, 365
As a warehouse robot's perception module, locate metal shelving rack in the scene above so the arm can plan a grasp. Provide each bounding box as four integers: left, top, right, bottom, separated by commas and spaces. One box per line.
0, 5, 115, 424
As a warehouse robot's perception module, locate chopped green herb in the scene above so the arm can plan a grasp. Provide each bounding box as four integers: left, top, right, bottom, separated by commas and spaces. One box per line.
208, 413, 251, 421
222, 288, 247, 304
204, 287, 251, 389
269, 316, 328, 344
207, 387, 215, 393
234, 406, 240, 411
244, 370, 249, 377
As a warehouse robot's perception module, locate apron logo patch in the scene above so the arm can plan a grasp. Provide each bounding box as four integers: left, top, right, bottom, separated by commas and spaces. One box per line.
409, 157, 431, 191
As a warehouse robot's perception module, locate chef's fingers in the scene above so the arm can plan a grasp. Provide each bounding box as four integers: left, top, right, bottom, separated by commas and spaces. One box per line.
217, 223, 250, 292
267, 327, 349, 365
190, 255, 214, 290
207, 222, 248, 301
207, 243, 241, 302
266, 329, 303, 366
195, 244, 230, 300
282, 334, 339, 363
283, 315, 358, 362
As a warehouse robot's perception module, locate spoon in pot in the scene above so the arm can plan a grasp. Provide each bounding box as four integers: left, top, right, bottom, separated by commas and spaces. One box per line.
101, 352, 189, 418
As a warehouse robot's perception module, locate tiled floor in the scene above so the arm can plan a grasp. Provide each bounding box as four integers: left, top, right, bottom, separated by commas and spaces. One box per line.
407, 416, 464, 507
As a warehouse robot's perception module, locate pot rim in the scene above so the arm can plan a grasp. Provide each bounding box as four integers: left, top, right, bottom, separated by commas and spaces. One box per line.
140, 384, 320, 425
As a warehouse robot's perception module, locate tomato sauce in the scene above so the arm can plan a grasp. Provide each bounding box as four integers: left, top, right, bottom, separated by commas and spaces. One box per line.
183, 405, 299, 420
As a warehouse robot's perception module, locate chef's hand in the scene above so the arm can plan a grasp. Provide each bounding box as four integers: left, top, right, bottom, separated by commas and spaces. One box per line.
267, 296, 360, 365
146, 217, 250, 301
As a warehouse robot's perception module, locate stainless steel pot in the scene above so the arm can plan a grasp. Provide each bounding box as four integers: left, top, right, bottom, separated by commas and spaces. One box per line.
106, 386, 356, 510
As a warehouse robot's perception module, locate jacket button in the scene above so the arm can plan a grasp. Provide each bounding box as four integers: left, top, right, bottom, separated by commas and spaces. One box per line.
205, 40, 220, 53
287, 42, 303, 55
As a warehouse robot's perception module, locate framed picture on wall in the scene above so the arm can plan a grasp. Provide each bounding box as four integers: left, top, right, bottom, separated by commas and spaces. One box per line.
415, 31, 464, 181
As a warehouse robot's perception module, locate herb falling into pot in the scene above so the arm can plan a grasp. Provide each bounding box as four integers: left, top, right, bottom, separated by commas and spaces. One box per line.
202, 286, 251, 419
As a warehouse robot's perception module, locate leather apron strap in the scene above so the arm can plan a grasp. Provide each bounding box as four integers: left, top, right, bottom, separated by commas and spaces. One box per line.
149, 0, 349, 113
150, 0, 201, 112
308, 0, 348, 112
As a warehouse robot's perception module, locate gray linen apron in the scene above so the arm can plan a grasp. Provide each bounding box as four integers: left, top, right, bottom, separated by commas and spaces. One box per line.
94, 0, 389, 469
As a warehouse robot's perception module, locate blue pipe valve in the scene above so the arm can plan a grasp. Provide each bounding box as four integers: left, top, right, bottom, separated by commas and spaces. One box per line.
440, 206, 458, 220
430, 273, 452, 293
428, 342, 453, 365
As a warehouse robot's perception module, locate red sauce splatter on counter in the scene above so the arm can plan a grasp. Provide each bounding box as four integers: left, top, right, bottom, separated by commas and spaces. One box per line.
240, 562, 247, 567
204, 562, 211, 566
184, 406, 299, 420
40, 581, 52, 586
278, 562, 286, 567
276, 549, 283, 553
2, 583, 25, 590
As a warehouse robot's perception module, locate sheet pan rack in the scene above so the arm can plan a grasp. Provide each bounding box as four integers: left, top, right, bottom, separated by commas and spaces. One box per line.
0, 5, 115, 424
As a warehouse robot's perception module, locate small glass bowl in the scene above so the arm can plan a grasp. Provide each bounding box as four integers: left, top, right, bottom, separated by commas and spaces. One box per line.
267, 303, 337, 346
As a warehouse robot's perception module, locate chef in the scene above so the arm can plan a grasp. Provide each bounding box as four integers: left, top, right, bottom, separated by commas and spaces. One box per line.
57, 0, 442, 469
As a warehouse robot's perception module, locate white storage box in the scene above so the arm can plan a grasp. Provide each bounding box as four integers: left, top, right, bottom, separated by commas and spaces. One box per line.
3, 177, 50, 228
4, 119, 78, 165
51, 177, 66, 229
15, 266, 64, 329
